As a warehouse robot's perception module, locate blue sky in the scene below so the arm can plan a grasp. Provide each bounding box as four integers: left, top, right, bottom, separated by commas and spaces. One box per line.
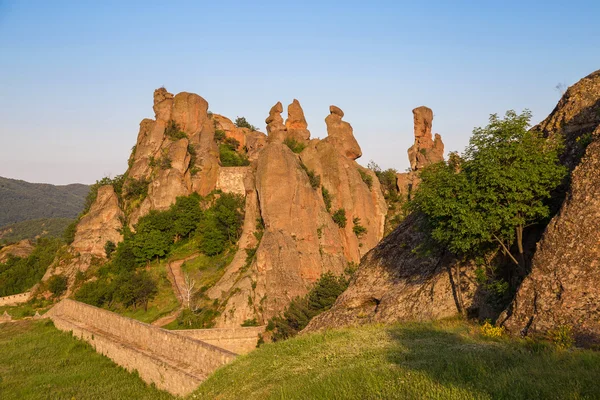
0, 0, 598, 184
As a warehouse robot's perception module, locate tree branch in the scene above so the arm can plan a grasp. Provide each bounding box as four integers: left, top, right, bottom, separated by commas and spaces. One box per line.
492, 233, 520, 266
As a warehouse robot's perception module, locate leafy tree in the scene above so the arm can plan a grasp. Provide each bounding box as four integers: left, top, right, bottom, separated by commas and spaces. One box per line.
234, 117, 258, 131
63, 220, 78, 245
171, 193, 203, 239
358, 169, 373, 189
47, 274, 68, 297
115, 270, 158, 311
104, 241, 116, 259
412, 110, 567, 278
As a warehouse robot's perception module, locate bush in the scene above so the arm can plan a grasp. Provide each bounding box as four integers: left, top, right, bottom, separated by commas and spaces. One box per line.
124, 178, 150, 201
242, 318, 259, 327
267, 272, 349, 341
321, 187, 332, 212
165, 120, 188, 140
358, 169, 373, 189
115, 270, 158, 311
219, 144, 250, 167
549, 325, 575, 349
234, 117, 258, 131
104, 241, 116, 259
300, 163, 320, 189
352, 217, 367, 237
47, 274, 68, 297
198, 193, 245, 256
332, 209, 347, 228
284, 138, 306, 154
63, 220, 78, 245
480, 320, 504, 339
214, 129, 226, 142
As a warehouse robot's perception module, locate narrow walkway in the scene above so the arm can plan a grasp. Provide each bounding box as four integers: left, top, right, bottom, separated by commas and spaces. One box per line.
151, 253, 199, 327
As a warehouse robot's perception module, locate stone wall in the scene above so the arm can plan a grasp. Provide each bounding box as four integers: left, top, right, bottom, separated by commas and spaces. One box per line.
46, 299, 236, 396
0, 292, 31, 306
216, 166, 250, 195
173, 326, 265, 354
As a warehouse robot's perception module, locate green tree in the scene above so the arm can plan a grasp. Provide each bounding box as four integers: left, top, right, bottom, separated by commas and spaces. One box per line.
104, 241, 116, 259
47, 274, 68, 297
234, 116, 257, 131
412, 110, 566, 279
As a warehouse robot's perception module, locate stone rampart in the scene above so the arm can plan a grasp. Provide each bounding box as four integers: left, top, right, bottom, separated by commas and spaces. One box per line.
173, 326, 265, 354
46, 299, 236, 396
0, 292, 31, 306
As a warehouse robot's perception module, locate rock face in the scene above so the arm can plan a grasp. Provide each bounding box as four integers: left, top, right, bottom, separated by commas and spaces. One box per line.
305, 214, 478, 331
72, 185, 124, 258
0, 240, 34, 263
500, 70, 600, 343
322, 106, 362, 160
285, 99, 311, 144
397, 106, 444, 199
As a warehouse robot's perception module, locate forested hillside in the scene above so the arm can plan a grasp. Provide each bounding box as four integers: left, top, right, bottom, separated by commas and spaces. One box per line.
0, 177, 89, 227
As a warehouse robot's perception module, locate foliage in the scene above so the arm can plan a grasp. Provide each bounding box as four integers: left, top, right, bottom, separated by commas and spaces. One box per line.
104, 241, 116, 259
82, 175, 124, 215
171, 304, 221, 329
352, 217, 367, 238
242, 318, 259, 327
267, 272, 350, 341
332, 209, 347, 228
368, 161, 398, 200
0, 237, 62, 296
411, 110, 567, 272
479, 320, 504, 338
164, 120, 188, 140
549, 325, 575, 349
47, 274, 68, 297
194, 320, 600, 400
214, 129, 226, 142
197, 193, 245, 256
234, 116, 258, 131
0, 176, 89, 228
284, 138, 306, 154
219, 143, 250, 167
300, 163, 320, 189
114, 270, 158, 311
321, 187, 332, 212
63, 220, 78, 244
123, 177, 150, 201
0, 218, 74, 245
357, 169, 373, 189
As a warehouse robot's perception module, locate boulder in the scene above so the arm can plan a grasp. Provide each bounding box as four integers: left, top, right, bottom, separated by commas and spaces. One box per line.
407, 106, 444, 171
323, 105, 362, 160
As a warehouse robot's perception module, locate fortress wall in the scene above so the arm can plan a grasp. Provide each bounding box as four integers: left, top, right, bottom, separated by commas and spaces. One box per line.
216, 166, 250, 195
174, 326, 265, 354
46, 299, 237, 396
0, 292, 30, 306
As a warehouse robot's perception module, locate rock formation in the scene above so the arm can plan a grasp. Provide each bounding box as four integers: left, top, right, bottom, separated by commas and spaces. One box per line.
72, 185, 124, 258
396, 106, 444, 199
285, 99, 311, 144
0, 240, 35, 263
499, 70, 600, 344
305, 214, 478, 331
322, 106, 362, 160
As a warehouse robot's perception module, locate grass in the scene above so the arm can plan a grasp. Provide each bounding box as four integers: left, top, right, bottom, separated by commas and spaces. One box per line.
180, 249, 234, 292
0, 320, 172, 400
193, 319, 600, 399
0, 298, 53, 320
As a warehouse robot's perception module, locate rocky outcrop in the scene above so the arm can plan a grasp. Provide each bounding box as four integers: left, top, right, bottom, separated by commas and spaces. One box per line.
500, 70, 600, 344
0, 240, 34, 263
265, 102, 287, 143
305, 214, 478, 331
285, 99, 310, 144
322, 106, 362, 160
72, 185, 123, 258
396, 106, 444, 199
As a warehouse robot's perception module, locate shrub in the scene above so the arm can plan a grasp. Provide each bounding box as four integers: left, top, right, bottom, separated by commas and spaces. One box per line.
321, 187, 332, 212
300, 163, 320, 189
219, 144, 250, 167
104, 241, 116, 259
165, 120, 187, 140
214, 129, 226, 142
332, 209, 347, 228
47, 274, 68, 297
549, 325, 575, 349
114, 270, 158, 311
234, 117, 258, 131
480, 320, 504, 339
241, 318, 259, 327
124, 178, 150, 201
63, 221, 78, 245
352, 217, 367, 237
284, 138, 306, 154
358, 169, 373, 189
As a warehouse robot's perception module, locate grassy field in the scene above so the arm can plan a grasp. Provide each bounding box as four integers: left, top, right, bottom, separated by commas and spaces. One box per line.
0, 320, 171, 400
194, 319, 600, 400
2, 318, 600, 399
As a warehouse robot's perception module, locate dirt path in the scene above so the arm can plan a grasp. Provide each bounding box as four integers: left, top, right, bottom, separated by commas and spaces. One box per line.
151, 253, 199, 327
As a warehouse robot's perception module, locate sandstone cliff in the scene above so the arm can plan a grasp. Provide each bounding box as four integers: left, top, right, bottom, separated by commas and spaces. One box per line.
499, 70, 600, 344
0, 240, 34, 263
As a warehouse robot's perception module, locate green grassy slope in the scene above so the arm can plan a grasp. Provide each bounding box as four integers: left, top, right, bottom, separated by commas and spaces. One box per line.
0, 176, 89, 227
194, 320, 600, 400
0, 320, 171, 400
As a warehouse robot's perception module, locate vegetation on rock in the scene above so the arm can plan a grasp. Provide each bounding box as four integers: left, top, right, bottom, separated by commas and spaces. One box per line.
332, 208, 347, 228
284, 137, 306, 154
234, 116, 258, 131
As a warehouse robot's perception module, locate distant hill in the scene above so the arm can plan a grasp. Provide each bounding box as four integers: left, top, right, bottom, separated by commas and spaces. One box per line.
0, 218, 75, 244
0, 176, 89, 228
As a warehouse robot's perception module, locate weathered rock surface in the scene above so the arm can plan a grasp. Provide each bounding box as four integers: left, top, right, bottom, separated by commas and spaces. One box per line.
285, 99, 310, 144
500, 70, 600, 343
265, 102, 287, 143
323, 106, 362, 160
72, 185, 123, 258
0, 239, 34, 263
305, 214, 478, 331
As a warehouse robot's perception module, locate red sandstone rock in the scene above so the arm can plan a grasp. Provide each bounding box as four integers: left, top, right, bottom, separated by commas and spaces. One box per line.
322, 105, 362, 160
285, 99, 310, 144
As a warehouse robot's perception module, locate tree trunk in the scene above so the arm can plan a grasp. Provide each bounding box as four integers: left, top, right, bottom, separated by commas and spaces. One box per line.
516, 225, 525, 272
455, 263, 466, 318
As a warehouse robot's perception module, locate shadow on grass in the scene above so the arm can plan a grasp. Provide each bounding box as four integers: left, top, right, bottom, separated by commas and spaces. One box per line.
386, 323, 600, 400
